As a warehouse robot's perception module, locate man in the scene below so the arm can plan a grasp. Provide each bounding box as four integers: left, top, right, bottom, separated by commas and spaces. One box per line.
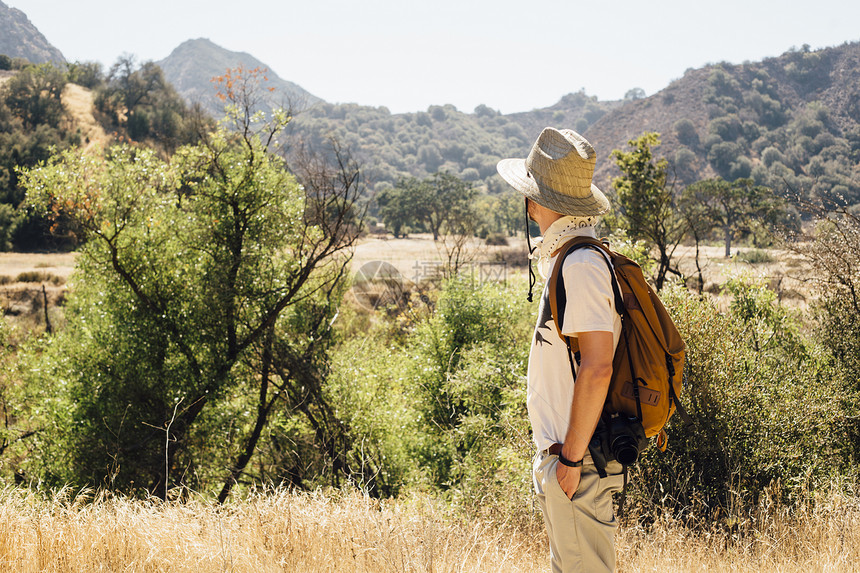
497, 128, 625, 572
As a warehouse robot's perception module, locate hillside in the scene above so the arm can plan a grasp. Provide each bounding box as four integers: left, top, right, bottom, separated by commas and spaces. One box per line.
61, 83, 108, 149
3, 0, 859, 210
283, 94, 619, 195
157, 38, 323, 118
283, 42, 860, 206
585, 42, 860, 201
0, 0, 65, 64
154, 36, 860, 205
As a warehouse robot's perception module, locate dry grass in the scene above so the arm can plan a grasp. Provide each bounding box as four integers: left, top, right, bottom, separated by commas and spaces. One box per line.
350, 236, 816, 317
0, 488, 544, 573
0, 253, 76, 282
672, 243, 812, 305
0, 253, 74, 336
352, 234, 526, 284
61, 84, 110, 150
0, 486, 856, 572
618, 488, 860, 572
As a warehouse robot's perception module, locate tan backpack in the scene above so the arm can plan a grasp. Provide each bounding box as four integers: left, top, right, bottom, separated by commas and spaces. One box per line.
547, 236, 690, 452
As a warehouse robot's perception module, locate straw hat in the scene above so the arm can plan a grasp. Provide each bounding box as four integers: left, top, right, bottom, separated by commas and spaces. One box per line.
497, 127, 609, 216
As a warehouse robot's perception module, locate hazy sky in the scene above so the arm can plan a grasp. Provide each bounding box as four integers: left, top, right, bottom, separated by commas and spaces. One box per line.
8, 0, 860, 114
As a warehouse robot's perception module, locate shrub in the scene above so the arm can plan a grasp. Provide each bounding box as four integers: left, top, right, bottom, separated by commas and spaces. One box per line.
406, 276, 533, 492
737, 249, 774, 264
323, 327, 422, 497
14, 271, 64, 285
484, 233, 508, 246
627, 280, 855, 522
674, 119, 699, 147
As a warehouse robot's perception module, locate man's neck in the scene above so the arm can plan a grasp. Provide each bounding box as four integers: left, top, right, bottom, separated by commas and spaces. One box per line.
534, 207, 563, 235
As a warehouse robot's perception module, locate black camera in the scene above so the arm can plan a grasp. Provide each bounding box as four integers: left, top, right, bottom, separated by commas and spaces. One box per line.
588, 415, 649, 473
607, 415, 647, 465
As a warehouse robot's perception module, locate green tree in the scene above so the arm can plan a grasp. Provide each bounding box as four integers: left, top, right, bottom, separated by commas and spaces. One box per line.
491, 191, 522, 237
674, 118, 699, 147
23, 74, 363, 498
624, 87, 646, 101
682, 177, 785, 257
375, 183, 417, 238
611, 132, 687, 290
95, 56, 210, 152
0, 77, 74, 251
377, 172, 478, 242
2, 63, 67, 129
677, 185, 712, 293
65, 60, 104, 89
414, 172, 477, 241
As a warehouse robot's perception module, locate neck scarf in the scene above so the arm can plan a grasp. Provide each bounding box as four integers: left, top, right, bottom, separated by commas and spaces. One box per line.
530, 215, 599, 279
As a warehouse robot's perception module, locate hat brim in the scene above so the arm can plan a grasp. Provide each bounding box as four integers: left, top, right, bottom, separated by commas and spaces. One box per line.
497, 157, 610, 217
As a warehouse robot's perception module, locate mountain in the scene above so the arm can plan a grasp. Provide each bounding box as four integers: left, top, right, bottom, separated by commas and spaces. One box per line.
157, 38, 322, 117
0, 0, 65, 64
584, 41, 860, 199
283, 42, 860, 206
284, 96, 618, 195
4, 5, 857, 208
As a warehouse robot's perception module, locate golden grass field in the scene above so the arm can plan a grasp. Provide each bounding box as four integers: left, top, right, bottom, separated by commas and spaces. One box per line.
0, 239, 835, 572
0, 486, 857, 573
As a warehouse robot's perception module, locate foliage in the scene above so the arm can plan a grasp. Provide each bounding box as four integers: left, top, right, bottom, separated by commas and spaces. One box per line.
65, 61, 104, 90
736, 248, 774, 264
0, 315, 34, 478
321, 318, 422, 497
628, 279, 857, 522
603, 228, 656, 277
21, 75, 362, 497
680, 177, 787, 257
322, 268, 859, 526
611, 132, 687, 289
376, 173, 482, 272
674, 118, 699, 147
283, 90, 619, 203
794, 204, 860, 446
402, 276, 535, 519
484, 233, 508, 246
0, 62, 77, 250
375, 181, 419, 238
3, 63, 66, 129
274, 43, 860, 212
94, 56, 211, 153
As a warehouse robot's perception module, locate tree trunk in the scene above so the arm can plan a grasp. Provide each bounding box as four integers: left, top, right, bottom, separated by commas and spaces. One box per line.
724, 226, 732, 258
42, 284, 52, 334
218, 330, 274, 503
694, 235, 704, 295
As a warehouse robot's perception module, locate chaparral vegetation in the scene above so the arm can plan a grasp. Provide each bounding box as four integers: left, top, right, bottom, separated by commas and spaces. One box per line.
0, 52, 859, 571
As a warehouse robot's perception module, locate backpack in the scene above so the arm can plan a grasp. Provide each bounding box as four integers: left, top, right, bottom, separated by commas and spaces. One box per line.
547, 236, 690, 455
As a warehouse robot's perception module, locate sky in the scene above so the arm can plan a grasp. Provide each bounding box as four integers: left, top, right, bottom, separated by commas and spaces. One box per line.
7, 0, 860, 114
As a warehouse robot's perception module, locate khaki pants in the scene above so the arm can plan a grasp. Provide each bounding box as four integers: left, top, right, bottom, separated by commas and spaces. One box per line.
533, 450, 625, 573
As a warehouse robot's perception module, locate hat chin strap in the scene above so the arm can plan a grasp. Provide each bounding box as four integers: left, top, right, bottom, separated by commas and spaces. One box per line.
525, 198, 537, 303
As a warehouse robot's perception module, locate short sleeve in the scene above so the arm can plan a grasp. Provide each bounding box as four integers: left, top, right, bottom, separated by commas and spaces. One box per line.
560, 251, 615, 337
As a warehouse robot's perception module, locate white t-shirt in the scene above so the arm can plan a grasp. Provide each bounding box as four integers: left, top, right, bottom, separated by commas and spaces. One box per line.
527, 226, 622, 452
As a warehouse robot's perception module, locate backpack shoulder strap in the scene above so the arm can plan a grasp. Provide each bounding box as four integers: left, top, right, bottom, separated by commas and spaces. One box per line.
547, 236, 625, 341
